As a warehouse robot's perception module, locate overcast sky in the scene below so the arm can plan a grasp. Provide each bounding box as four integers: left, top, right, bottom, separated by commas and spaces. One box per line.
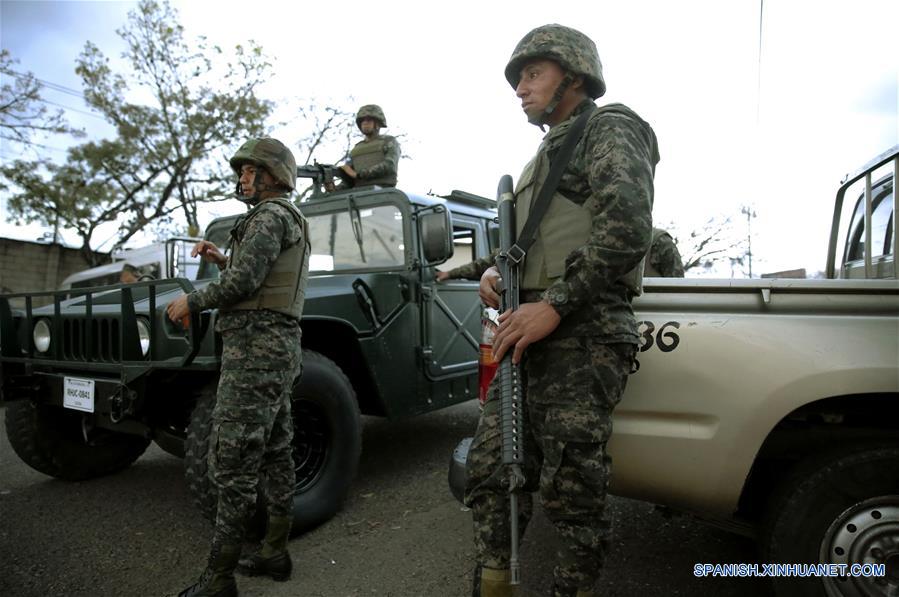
1, 0, 897, 276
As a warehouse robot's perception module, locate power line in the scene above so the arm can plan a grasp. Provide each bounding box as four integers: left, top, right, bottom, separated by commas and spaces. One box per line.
1, 68, 85, 99
757, 0, 764, 125
1, 69, 101, 119
0, 133, 69, 153
37, 97, 106, 121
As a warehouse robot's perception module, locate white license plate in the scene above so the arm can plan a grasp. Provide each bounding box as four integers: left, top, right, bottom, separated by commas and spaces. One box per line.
64, 377, 95, 413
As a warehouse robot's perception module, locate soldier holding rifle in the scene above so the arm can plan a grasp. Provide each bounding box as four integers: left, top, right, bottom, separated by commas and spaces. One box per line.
463, 25, 659, 597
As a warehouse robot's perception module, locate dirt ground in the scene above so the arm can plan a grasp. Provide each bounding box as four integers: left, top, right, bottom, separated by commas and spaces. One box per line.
0, 402, 772, 596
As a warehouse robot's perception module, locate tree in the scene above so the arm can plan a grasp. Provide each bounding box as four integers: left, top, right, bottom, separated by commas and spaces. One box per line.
660, 215, 747, 275
2, 0, 273, 257
0, 49, 82, 146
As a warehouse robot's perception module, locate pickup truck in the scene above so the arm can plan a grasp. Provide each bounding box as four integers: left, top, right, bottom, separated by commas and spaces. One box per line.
0, 182, 497, 533
448, 146, 899, 597
59, 237, 202, 290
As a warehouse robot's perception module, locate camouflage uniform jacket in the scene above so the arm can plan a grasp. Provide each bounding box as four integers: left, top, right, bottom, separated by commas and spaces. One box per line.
349, 134, 400, 185
448, 99, 659, 342
647, 228, 685, 277
188, 194, 305, 370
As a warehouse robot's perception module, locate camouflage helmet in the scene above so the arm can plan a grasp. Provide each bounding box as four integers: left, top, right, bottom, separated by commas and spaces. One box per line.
504, 24, 606, 99
229, 137, 297, 191
356, 104, 387, 128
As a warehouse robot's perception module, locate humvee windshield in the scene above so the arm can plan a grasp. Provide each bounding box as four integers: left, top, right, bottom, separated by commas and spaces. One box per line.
307, 204, 405, 272
197, 203, 407, 279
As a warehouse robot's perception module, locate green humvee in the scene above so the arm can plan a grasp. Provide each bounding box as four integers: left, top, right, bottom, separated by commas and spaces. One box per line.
0, 184, 496, 532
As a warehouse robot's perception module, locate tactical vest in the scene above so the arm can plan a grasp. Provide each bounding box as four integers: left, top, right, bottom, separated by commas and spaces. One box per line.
220, 197, 310, 319
351, 135, 397, 186
514, 110, 645, 295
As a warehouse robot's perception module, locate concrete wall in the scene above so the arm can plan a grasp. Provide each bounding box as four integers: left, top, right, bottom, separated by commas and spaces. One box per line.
0, 238, 108, 295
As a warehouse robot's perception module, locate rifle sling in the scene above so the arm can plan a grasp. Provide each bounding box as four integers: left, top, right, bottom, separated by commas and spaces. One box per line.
507, 108, 593, 263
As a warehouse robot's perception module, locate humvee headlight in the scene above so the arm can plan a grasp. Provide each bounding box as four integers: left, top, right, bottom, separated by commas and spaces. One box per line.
33, 320, 51, 353
136, 318, 151, 357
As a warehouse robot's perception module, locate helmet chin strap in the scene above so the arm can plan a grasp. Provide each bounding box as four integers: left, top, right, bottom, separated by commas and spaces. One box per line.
235, 168, 272, 205
529, 72, 574, 131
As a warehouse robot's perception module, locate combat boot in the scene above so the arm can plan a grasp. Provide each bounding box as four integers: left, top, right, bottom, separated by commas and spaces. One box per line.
179, 541, 241, 597
472, 565, 516, 597
236, 514, 293, 581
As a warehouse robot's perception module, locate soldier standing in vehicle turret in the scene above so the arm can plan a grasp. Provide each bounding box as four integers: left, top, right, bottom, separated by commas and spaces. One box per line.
167, 137, 310, 597
338, 104, 400, 188
461, 25, 659, 597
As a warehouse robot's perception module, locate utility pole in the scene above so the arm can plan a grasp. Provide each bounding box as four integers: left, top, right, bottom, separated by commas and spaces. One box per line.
741, 205, 757, 277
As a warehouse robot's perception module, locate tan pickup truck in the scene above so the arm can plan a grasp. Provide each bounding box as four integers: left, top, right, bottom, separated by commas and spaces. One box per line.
450, 146, 899, 597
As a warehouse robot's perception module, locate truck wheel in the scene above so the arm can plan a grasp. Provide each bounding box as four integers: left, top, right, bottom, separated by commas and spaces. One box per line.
183, 350, 362, 534
764, 444, 899, 597
289, 350, 362, 532
4, 400, 150, 481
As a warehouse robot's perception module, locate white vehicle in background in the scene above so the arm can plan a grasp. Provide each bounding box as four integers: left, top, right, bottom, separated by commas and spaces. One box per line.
60, 237, 202, 290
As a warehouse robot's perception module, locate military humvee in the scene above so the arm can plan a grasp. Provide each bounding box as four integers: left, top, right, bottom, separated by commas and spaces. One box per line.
0, 183, 495, 532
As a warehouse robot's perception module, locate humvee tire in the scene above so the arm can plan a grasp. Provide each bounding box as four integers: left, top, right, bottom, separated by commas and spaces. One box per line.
4, 400, 150, 481
183, 349, 362, 534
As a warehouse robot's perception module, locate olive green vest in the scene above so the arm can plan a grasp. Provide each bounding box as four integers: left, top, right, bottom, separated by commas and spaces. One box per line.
221, 197, 310, 319
515, 138, 645, 295
643, 228, 667, 277
351, 135, 396, 186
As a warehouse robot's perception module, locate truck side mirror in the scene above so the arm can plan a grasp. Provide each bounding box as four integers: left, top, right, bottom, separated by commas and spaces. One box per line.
418, 206, 454, 266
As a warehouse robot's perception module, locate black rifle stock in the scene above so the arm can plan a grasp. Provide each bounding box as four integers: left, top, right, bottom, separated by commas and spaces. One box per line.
296, 163, 351, 197
495, 174, 525, 585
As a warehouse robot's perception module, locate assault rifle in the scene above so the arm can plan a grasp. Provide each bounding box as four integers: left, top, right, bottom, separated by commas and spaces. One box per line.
296, 163, 352, 198
494, 174, 525, 585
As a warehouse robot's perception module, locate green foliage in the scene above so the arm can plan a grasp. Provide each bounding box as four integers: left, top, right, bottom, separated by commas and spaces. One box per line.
2, 0, 273, 254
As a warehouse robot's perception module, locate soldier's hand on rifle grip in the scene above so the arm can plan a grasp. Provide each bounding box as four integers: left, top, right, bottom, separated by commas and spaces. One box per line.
493, 300, 562, 364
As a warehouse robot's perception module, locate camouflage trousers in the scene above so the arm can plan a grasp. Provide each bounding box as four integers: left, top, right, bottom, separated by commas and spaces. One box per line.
209, 367, 297, 544
464, 337, 634, 592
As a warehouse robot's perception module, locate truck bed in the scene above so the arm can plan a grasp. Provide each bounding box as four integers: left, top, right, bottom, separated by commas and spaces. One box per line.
614, 277, 899, 520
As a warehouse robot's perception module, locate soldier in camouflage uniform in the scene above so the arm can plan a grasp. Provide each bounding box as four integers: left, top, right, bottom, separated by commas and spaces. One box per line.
338, 104, 400, 188
167, 137, 310, 597
462, 25, 659, 597
645, 227, 685, 277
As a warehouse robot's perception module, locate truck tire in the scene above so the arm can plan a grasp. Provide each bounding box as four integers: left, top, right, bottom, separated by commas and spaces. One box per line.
183, 350, 362, 534
764, 444, 899, 597
4, 400, 150, 481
